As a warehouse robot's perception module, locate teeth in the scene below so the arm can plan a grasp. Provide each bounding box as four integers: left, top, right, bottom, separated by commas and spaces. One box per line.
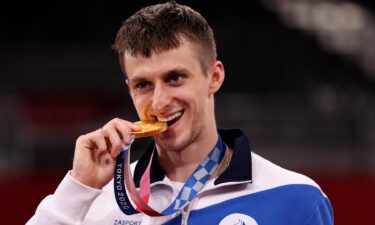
158, 111, 182, 122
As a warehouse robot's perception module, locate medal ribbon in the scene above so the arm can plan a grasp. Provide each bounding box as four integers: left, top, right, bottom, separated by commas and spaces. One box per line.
114, 135, 225, 216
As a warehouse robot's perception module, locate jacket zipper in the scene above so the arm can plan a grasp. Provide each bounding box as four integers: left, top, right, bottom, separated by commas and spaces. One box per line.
180, 203, 192, 225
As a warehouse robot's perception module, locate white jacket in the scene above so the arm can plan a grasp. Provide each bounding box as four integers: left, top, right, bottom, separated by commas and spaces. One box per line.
27, 129, 334, 225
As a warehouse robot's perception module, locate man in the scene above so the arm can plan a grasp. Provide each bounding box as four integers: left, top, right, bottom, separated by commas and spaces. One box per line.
27, 1, 334, 225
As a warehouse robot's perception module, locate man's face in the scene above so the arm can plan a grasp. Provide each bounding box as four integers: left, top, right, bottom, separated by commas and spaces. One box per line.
124, 40, 216, 152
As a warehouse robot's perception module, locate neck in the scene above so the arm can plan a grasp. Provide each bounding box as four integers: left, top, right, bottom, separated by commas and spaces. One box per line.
157, 128, 219, 182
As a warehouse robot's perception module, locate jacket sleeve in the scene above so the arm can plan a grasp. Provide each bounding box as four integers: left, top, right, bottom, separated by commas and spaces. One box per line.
304, 197, 334, 225
26, 171, 102, 225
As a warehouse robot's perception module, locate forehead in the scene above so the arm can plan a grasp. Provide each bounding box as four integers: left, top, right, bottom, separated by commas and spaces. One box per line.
124, 40, 203, 80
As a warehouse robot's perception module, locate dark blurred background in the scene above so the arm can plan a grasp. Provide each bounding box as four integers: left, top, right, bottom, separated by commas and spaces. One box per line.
1, 0, 374, 224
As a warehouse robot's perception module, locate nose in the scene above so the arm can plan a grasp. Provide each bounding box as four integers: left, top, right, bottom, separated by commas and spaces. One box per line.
151, 82, 171, 113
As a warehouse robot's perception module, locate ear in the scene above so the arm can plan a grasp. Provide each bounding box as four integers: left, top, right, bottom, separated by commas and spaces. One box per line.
125, 78, 134, 98
208, 61, 225, 94
125, 78, 129, 88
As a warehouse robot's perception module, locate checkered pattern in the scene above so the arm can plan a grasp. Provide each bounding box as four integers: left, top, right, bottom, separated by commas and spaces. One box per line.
163, 144, 225, 214
115, 136, 224, 216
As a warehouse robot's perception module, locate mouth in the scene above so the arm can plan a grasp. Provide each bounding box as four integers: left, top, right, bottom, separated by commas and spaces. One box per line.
157, 110, 184, 127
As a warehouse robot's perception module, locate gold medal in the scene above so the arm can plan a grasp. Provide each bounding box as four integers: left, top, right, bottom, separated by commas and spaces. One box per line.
131, 121, 167, 138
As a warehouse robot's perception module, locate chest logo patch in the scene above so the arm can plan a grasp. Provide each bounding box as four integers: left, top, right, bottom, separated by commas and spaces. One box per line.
219, 213, 258, 225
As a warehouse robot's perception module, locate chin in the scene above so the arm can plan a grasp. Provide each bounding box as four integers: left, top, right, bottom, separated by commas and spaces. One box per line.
155, 133, 185, 152
155, 126, 200, 152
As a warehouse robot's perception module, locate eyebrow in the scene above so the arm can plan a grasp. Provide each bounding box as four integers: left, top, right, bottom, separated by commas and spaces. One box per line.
129, 67, 190, 84
162, 68, 189, 79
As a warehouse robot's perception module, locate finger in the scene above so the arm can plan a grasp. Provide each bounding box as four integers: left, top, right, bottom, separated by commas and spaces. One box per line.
77, 130, 107, 153
114, 122, 135, 145
89, 130, 109, 159
125, 121, 141, 131
74, 131, 109, 171
100, 118, 139, 154
101, 126, 123, 158
108, 118, 139, 144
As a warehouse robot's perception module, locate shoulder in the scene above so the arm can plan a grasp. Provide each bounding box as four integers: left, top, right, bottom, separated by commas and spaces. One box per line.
251, 153, 333, 224
251, 152, 324, 195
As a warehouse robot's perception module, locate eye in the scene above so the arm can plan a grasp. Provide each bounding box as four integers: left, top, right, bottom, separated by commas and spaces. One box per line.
166, 74, 185, 86
134, 81, 152, 91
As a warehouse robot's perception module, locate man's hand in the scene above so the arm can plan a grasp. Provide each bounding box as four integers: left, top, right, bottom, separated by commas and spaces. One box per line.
71, 118, 140, 189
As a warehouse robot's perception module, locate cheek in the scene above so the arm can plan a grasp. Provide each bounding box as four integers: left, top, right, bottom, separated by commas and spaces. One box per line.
132, 96, 150, 118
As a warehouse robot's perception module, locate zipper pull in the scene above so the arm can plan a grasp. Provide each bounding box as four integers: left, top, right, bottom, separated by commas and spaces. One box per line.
180, 204, 190, 225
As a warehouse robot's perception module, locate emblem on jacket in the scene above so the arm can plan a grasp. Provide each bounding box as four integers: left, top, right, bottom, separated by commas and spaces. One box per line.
219, 213, 258, 225
234, 219, 245, 225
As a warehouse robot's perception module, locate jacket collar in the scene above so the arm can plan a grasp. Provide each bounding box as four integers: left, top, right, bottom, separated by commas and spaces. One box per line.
133, 129, 252, 187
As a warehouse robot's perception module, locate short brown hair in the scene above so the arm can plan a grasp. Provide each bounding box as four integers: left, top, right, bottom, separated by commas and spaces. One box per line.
112, 1, 217, 74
